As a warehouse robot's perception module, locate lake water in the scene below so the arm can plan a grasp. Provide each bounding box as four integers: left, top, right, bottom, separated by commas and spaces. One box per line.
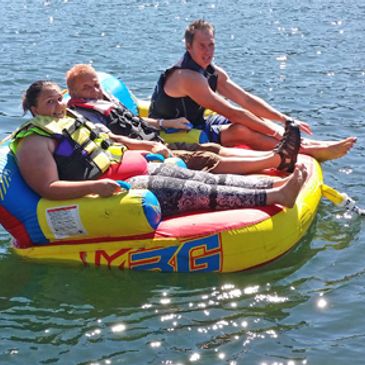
1, 0, 365, 364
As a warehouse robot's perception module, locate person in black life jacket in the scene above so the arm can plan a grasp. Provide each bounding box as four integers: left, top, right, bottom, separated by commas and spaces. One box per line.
12, 80, 308, 214
66, 64, 305, 175
149, 19, 357, 162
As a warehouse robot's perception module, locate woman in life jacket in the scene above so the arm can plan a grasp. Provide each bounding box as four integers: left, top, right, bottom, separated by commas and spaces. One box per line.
13, 80, 307, 217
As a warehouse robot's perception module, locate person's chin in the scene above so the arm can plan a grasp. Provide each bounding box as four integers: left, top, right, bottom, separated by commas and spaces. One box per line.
54, 112, 65, 118
201, 59, 212, 68
89, 94, 102, 100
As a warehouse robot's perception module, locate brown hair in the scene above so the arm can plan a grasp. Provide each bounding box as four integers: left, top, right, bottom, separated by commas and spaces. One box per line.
184, 19, 215, 47
22, 80, 57, 115
66, 64, 97, 94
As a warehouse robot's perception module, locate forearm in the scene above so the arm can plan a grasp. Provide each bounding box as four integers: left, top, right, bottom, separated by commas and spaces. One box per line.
142, 117, 176, 130
241, 91, 288, 122
38, 180, 99, 200
110, 134, 154, 151
143, 117, 160, 129
220, 78, 288, 123
110, 133, 170, 157
143, 117, 190, 130
124, 140, 156, 151
229, 90, 312, 135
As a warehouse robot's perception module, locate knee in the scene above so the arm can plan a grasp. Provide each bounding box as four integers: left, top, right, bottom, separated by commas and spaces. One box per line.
221, 124, 251, 146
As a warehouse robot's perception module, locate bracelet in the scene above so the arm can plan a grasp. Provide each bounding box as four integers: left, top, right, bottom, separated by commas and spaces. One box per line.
158, 119, 164, 129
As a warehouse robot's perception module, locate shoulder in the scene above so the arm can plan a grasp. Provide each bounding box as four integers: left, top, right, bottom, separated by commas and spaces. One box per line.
171, 68, 205, 79
213, 64, 229, 83
164, 68, 207, 96
17, 134, 55, 155
170, 68, 210, 88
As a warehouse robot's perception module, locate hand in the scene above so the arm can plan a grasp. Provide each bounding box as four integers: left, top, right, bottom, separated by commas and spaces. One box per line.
281, 114, 312, 136
93, 179, 121, 197
164, 117, 192, 130
151, 143, 172, 158
293, 119, 313, 135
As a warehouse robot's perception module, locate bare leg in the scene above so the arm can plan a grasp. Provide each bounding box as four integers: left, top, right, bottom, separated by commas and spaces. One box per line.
220, 123, 278, 150
270, 175, 292, 188
300, 137, 357, 161
218, 146, 274, 158
220, 123, 356, 162
211, 153, 281, 174
215, 118, 301, 174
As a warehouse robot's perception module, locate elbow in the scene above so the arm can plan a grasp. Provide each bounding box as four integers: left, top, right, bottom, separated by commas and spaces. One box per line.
35, 187, 58, 200
31, 183, 61, 200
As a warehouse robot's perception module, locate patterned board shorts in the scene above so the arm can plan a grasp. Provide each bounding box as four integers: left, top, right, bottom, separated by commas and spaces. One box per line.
203, 114, 231, 143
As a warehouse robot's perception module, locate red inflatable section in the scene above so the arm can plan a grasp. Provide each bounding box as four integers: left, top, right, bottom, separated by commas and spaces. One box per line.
101, 150, 148, 180
0, 206, 32, 248
156, 205, 283, 239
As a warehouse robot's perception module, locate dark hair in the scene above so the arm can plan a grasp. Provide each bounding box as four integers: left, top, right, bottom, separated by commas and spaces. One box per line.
22, 80, 56, 115
184, 19, 215, 47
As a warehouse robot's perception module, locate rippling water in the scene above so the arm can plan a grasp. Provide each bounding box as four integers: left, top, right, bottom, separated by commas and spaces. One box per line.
1, 1, 365, 364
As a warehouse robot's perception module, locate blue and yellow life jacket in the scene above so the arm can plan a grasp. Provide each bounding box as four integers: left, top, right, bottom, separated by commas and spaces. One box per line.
10, 114, 126, 180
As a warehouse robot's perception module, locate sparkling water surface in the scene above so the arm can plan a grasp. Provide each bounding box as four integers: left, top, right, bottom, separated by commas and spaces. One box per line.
0, 1, 365, 364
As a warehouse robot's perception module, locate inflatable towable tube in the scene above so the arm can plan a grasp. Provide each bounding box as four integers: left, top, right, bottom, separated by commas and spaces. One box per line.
0, 73, 324, 272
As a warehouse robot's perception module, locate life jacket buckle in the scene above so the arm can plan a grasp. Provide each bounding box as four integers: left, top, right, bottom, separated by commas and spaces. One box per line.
100, 140, 111, 150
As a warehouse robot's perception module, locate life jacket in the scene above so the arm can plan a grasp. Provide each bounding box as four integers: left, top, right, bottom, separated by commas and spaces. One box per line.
149, 52, 218, 128
10, 114, 127, 181
68, 92, 164, 143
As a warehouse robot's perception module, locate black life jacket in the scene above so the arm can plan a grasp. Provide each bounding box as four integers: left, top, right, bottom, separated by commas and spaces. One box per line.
68, 92, 164, 143
149, 52, 218, 128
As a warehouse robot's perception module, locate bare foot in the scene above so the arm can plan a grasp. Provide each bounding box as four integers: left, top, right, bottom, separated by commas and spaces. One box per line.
272, 175, 291, 188
268, 164, 308, 208
300, 137, 357, 162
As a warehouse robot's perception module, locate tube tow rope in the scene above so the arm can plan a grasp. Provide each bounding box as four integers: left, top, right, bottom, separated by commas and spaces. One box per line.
322, 184, 365, 216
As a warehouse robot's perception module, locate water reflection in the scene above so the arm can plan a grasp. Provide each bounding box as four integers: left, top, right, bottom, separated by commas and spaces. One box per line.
0, 202, 352, 362
0, 193, 363, 364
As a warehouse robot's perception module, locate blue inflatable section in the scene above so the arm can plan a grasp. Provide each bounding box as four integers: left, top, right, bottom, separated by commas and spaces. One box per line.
98, 72, 139, 115
142, 191, 162, 230
198, 132, 209, 143
115, 179, 161, 229
0, 142, 48, 244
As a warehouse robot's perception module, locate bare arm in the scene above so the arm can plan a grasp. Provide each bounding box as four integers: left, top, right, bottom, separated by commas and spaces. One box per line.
143, 116, 192, 130
16, 135, 121, 200
165, 69, 282, 137
216, 66, 312, 135
108, 133, 171, 158
216, 67, 286, 121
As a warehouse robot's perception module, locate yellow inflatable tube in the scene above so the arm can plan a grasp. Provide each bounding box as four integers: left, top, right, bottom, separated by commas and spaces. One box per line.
13, 155, 323, 273
138, 99, 210, 144
36, 189, 161, 242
